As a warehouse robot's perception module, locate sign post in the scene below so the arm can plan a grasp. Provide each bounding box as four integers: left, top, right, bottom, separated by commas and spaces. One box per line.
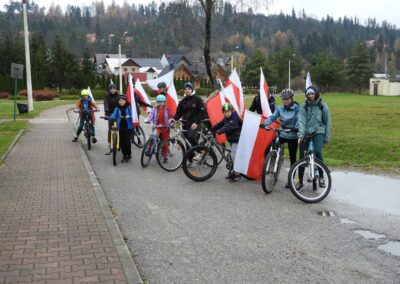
10, 63, 24, 122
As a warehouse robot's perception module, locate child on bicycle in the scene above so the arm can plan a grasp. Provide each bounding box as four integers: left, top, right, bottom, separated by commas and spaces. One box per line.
209, 103, 242, 182
260, 89, 300, 188
106, 95, 134, 163
72, 89, 99, 143
297, 86, 331, 190
145, 95, 172, 163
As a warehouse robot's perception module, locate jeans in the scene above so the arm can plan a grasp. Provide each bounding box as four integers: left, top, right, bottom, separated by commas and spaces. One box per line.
77, 117, 95, 137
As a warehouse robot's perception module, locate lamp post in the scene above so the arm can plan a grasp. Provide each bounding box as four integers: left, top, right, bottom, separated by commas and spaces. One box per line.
119, 31, 128, 94
22, 0, 33, 111
288, 53, 296, 89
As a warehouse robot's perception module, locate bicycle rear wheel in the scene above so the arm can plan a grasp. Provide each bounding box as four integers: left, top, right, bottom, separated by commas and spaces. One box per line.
85, 123, 91, 150
132, 126, 146, 148
112, 133, 117, 166
214, 143, 225, 165
182, 145, 218, 182
141, 139, 154, 168
261, 151, 277, 194
288, 158, 331, 203
156, 138, 185, 172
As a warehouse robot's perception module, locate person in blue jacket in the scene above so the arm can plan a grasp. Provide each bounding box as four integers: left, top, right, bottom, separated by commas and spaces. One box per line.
106, 95, 134, 163
210, 103, 242, 182
261, 89, 300, 188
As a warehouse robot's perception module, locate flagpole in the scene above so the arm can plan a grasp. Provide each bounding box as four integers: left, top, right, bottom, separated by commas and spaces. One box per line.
23, 0, 33, 111
118, 44, 122, 94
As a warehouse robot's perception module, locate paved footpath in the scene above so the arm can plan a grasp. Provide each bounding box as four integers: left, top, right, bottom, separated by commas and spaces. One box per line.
0, 106, 141, 283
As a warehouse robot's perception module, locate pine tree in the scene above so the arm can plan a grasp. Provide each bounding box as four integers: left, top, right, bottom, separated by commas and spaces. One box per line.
346, 42, 373, 93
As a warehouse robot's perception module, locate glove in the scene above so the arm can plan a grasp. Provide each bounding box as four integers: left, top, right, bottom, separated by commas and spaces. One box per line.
259, 123, 265, 128
216, 130, 223, 135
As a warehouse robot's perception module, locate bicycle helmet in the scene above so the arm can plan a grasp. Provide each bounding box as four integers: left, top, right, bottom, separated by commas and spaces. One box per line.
156, 94, 166, 102
222, 102, 233, 112
157, 82, 167, 88
108, 83, 117, 90
280, 89, 294, 100
80, 89, 90, 96
305, 86, 320, 100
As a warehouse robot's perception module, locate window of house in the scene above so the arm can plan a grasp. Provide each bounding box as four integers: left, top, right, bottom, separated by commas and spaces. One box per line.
124, 68, 128, 72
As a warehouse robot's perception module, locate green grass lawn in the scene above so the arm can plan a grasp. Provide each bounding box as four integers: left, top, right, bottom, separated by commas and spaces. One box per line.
246, 93, 400, 174
0, 121, 28, 159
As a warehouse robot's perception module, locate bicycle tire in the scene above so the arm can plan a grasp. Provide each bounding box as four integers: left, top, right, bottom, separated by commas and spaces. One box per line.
85, 122, 91, 150
288, 158, 331, 203
112, 133, 117, 166
182, 145, 218, 182
132, 126, 146, 148
261, 151, 277, 194
156, 138, 185, 172
140, 139, 154, 168
214, 143, 225, 165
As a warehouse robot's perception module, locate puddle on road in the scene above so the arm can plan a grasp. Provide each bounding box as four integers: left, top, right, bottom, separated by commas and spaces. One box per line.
317, 210, 336, 217
354, 230, 385, 240
339, 218, 357, 224
378, 241, 400, 257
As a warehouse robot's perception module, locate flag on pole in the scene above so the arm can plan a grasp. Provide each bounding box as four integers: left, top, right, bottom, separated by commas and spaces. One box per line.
205, 90, 227, 144
225, 68, 245, 117
259, 68, 272, 117
147, 70, 178, 116
306, 72, 312, 89
126, 73, 139, 127
134, 78, 152, 113
87, 86, 96, 103
218, 80, 240, 116
234, 110, 278, 180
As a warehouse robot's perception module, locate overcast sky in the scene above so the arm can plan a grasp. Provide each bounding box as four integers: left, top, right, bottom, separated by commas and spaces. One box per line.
1, 0, 399, 27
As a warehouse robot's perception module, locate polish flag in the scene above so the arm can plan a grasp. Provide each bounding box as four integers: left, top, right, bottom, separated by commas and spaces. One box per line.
147, 70, 178, 116
225, 68, 245, 117
134, 78, 152, 113
306, 72, 312, 89
234, 110, 278, 180
205, 90, 227, 144
126, 73, 140, 127
259, 68, 272, 117
218, 80, 240, 116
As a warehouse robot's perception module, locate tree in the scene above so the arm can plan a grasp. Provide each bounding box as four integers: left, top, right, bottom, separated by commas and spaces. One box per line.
269, 47, 302, 90
346, 42, 373, 93
309, 53, 344, 91
241, 49, 268, 87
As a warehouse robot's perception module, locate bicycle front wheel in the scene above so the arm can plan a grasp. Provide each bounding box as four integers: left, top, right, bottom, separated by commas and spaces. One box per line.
156, 138, 185, 172
261, 151, 277, 194
85, 123, 91, 150
288, 158, 331, 203
132, 126, 146, 148
182, 145, 218, 182
112, 133, 117, 166
141, 139, 154, 168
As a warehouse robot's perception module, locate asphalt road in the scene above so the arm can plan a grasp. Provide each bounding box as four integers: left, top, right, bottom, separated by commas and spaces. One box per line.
69, 107, 400, 283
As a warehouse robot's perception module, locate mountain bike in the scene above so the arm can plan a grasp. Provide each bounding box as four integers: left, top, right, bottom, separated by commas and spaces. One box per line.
140, 123, 166, 168
131, 125, 146, 148
288, 133, 332, 203
261, 127, 295, 194
73, 109, 99, 150
110, 121, 119, 166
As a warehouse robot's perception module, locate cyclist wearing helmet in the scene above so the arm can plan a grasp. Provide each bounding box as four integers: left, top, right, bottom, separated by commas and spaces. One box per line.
249, 83, 276, 115
261, 89, 300, 188
209, 103, 242, 181
172, 82, 206, 149
72, 89, 99, 143
297, 85, 331, 189
146, 94, 173, 163
104, 83, 121, 154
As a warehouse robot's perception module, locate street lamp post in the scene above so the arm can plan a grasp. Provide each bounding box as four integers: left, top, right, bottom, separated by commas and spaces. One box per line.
288, 53, 296, 89
22, 0, 33, 111
119, 31, 128, 94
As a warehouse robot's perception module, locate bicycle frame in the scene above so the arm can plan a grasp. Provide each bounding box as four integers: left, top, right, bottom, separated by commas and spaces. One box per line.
110, 122, 119, 149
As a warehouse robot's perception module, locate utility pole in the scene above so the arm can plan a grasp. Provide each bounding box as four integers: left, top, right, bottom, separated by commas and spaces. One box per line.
22, 0, 33, 111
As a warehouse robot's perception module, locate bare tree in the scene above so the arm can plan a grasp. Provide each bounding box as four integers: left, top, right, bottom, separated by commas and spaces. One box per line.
175, 0, 272, 88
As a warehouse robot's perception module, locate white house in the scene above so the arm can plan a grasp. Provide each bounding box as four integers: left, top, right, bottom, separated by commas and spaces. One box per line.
370, 74, 400, 96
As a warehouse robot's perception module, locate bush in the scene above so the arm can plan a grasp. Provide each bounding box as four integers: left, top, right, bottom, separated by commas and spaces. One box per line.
18, 89, 62, 98
8, 95, 26, 100
34, 93, 55, 101
195, 88, 214, 97
244, 88, 259, 95
0, 92, 11, 99
60, 95, 79, 100
90, 89, 105, 100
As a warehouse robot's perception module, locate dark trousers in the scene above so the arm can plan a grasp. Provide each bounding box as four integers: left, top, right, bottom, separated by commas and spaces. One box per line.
120, 129, 132, 158
184, 128, 199, 161
77, 117, 95, 137
279, 137, 298, 166
298, 133, 325, 182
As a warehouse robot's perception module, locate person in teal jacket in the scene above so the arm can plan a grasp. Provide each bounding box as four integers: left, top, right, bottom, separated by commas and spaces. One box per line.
297, 86, 331, 189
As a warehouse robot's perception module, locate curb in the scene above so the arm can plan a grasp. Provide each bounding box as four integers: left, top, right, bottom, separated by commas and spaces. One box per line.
66, 108, 143, 284
1, 127, 26, 161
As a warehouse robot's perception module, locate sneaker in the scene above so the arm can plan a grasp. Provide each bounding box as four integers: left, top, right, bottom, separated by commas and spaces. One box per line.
192, 153, 202, 161
230, 174, 241, 182
92, 137, 97, 143
285, 183, 290, 188
105, 148, 112, 155
163, 157, 168, 163
186, 162, 194, 168
295, 182, 304, 192
121, 158, 126, 163
72, 137, 78, 142
225, 171, 234, 180
319, 177, 326, 188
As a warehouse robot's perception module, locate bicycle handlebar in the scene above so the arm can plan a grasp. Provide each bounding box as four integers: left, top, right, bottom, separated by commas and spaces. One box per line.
73, 109, 99, 113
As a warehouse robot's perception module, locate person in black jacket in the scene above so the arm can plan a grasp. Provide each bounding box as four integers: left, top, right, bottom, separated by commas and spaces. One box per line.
104, 83, 120, 154
172, 82, 206, 147
249, 84, 276, 115
210, 103, 242, 182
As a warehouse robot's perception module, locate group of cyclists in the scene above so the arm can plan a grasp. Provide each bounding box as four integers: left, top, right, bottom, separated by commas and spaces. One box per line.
73, 79, 331, 190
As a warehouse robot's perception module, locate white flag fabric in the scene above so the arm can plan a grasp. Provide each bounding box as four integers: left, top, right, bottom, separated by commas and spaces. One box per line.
126, 73, 139, 126
306, 72, 312, 89
259, 68, 272, 117
87, 86, 96, 103
135, 78, 152, 113
147, 70, 178, 116
218, 80, 240, 116
225, 68, 245, 117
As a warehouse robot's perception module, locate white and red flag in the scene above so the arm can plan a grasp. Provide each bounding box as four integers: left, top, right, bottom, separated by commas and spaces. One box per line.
205, 90, 227, 144
259, 68, 272, 117
134, 78, 152, 113
126, 73, 139, 127
147, 70, 178, 116
218, 80, 240, 116
306, 72, 312, 89
225, 68, 245, 117
234, 110, 278, 180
